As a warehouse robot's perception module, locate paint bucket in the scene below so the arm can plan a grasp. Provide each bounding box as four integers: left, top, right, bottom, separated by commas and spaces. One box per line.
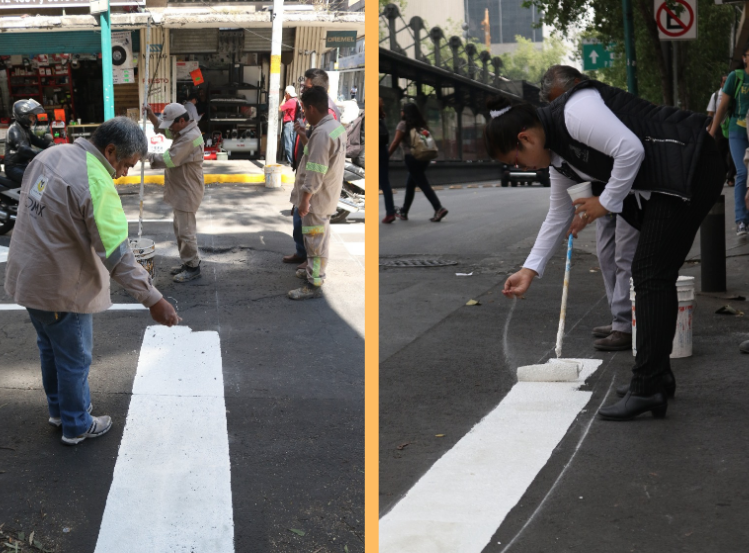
630, 276, 695, 358
129, 238, 156, 278
264, 164, 282, 189
216, 151, 229, 161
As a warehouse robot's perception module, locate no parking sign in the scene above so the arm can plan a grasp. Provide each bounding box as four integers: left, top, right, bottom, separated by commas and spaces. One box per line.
655, 0, 697, 40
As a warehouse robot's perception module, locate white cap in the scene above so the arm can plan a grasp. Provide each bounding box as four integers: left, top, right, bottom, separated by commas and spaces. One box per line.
284, 85, 297, 98
158, 103, 188, 129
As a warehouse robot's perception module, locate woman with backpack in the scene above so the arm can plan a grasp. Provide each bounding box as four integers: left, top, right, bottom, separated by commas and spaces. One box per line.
489, 78, 724, 421
387, 103, 448, 222
709, 42, 749, 236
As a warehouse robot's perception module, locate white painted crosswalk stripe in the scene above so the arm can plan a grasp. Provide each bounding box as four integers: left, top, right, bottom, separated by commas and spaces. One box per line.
0, 245, 8, 263
94, 325, 234, 553
379, 359, 602, 553
0, 303, 147, 311
331, 223, 365, 259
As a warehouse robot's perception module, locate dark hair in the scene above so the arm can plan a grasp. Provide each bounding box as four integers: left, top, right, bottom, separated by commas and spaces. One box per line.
175, 112, 191, 124
539, 65, 589, 103
187, 92, 199, 101
91, 116, 148, 161
304, 68, 329, 88
401, 103, 427, 134
483, 96, 541, 157
301, 85, 329, 115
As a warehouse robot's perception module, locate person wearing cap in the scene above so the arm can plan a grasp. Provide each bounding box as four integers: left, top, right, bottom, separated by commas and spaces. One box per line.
183, 91, 203, 124
4, 117, 181, 445
279, 85, 299, 166
144, 103, 205, 283
288, 86, 346, 300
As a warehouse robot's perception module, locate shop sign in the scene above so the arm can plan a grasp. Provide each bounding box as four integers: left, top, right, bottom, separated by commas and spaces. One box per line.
144, 121, 173, 154
325, 31, 357, 48
113, 68, 135, 84
0, 0, 144, 8
338, 51, 365, 70
176, 61, 199, 81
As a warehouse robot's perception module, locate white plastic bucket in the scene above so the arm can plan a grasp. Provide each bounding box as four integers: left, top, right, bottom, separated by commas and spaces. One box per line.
129, 238, 156, 278
216, 151, 229, 161
630, 276, 695, 358
264, 164, 282, 189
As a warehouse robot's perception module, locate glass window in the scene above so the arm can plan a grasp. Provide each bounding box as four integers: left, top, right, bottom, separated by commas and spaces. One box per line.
461, 108, 476, 161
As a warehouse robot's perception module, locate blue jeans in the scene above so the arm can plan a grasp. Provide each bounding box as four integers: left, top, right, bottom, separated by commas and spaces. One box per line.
27, 309, 93, 438
283, 122, 296, 165
728, 130, 749, 225
292, 206, 306, 258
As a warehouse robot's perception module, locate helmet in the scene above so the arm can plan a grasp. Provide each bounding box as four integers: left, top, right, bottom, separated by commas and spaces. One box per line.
12, 99, 45, 128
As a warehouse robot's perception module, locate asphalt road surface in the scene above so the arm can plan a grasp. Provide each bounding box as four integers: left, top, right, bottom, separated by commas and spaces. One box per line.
0, 182, 364, 553
380, 184, 749, 553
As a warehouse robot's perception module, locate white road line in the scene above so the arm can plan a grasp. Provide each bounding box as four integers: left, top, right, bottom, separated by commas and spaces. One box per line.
0, 245, 8, 263
345, 242, 365, 257
127, 219, 174, 223
94, 325, 234, 553
331, 224, 365, 235
379, 359, 602, 553
0, 303, 147, 311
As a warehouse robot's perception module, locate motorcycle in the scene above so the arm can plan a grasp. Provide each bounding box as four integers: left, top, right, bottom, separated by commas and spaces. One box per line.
0, 170, 20, 235
331, 161, 365, 224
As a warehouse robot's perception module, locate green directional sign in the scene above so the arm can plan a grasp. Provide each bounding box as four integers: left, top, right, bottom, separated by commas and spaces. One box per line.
582, 43, 616, 71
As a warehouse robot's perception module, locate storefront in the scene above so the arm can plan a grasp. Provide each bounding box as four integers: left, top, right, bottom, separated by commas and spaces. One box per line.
0, 30, 141, 143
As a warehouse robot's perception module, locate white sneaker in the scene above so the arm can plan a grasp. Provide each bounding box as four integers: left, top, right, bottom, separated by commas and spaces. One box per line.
738, 222, 747, 237
49, 403, 93, 427
61, 415, 112, 445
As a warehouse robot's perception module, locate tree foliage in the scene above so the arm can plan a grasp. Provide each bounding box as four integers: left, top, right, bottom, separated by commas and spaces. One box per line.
526, 0, 738, 109
500, 35, 568, 83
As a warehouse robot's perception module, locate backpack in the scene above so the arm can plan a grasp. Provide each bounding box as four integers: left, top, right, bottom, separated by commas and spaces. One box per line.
409, 127, 439, 161
721, 69, 744, 139
346, 113, 364, 158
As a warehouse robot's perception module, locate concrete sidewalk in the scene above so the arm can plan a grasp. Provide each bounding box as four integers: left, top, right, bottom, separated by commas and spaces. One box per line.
114, 159, 297, 185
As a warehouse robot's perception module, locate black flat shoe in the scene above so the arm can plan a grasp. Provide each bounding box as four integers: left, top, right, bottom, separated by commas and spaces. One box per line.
616, 372, 676, 399
598, 391, 667, 421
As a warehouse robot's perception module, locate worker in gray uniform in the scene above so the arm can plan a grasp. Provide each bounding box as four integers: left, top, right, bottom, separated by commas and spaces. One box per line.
145, 103, 205, 282
289, 86, 346, 300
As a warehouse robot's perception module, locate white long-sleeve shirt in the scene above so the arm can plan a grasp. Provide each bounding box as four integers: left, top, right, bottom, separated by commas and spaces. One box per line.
523, 88, 646, 278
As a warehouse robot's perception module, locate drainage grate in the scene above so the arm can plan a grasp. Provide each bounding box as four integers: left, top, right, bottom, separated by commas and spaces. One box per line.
380, 259, 459, 268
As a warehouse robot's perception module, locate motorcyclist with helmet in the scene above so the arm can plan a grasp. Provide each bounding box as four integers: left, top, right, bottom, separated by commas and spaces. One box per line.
5, 99, 53, 185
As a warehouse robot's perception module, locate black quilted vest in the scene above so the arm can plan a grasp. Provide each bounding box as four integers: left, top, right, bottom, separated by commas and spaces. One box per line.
536, 80, 709, 200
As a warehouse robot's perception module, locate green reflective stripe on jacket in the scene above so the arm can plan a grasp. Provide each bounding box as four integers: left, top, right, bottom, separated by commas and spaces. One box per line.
302, 225, 325, 236
86, 152, 128, 258
304, 145, 309, 156
306, 162, 328, 174
163, 150, 176, 168
193, 136, 204, 147
329, 125, 345, 140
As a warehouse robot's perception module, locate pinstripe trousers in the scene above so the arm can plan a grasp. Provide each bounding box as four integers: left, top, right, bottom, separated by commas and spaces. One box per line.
621, 137, 725, 395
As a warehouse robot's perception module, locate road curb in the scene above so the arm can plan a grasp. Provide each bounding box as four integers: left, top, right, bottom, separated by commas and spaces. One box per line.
113, 174, 296, 186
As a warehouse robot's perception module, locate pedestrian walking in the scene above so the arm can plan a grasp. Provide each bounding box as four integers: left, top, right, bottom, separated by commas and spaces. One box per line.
284, 68, 342, 270
279, 85, 299, 166
4, 117, 181, 445
387, 103, 447, 222
540, 65, 638, 352
492, 77, 724, 421
183, 91, 203, 123
144, 103, 205, 283
709, 45, 749, 235
707, 75, 736, 187
350, 85, 358, 100
379, 98, 396, 224
288, 86, 346, 300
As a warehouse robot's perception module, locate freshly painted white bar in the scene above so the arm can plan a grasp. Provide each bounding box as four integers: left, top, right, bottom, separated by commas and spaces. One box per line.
0, 303, 147, 310
345, 242, 365, 256
94, 325, 235, 553
0, 245, 8, 263
379, 359, 602, 553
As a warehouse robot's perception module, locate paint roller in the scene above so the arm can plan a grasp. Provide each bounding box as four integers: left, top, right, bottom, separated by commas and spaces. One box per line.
517, 234, 582, 382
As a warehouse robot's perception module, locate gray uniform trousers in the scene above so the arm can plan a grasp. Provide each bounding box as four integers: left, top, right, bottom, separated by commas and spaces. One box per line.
595, 212, 639, 334
173, 209, 201, 268
301, 212, 331, 287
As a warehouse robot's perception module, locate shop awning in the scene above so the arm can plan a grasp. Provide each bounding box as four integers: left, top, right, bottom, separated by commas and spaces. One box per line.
0, 30, 102, 54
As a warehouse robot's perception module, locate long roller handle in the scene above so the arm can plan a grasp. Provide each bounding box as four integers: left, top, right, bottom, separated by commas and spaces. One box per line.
138, 20, 151, 240
555, 234, 574, 358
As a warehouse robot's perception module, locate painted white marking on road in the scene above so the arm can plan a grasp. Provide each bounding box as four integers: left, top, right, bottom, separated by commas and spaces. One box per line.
0, 246, 8, 263
330, 224, 365, 235
345, 242, 365, 256
127, 219, 174, 223
379, 359, 602, 553
94, 325, 234, 553
0, 303, 147, 311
